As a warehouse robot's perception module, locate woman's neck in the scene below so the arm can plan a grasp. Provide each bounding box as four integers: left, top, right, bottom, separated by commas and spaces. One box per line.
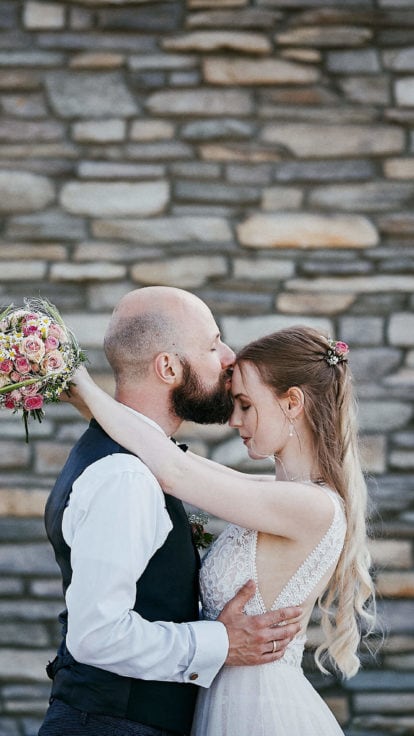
274, 433, 320, 484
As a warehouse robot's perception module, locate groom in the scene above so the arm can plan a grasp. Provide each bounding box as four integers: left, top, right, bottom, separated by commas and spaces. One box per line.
39, 287, 301, 736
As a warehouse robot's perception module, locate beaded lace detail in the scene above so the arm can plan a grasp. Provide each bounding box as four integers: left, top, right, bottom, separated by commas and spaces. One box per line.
200, 488, 346, 669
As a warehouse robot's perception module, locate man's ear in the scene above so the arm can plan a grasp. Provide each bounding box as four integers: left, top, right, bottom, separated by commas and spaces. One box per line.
154, 352, 182, 385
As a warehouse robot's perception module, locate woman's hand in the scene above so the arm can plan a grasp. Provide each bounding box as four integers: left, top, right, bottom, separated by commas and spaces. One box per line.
60, 366, 94, 421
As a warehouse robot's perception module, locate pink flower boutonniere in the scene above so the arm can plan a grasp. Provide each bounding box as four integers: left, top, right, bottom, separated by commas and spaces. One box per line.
188, 512, 215, 550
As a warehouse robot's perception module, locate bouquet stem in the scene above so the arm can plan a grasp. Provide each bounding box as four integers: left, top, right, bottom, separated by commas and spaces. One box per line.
0, 377, 44, 395
22, 408, 45, 444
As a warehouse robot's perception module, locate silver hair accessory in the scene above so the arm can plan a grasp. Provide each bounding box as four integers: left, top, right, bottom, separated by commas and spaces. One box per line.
325, 339, 349, 366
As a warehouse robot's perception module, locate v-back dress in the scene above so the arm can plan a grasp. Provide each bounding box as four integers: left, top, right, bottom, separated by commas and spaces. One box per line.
191, 488, 347, 736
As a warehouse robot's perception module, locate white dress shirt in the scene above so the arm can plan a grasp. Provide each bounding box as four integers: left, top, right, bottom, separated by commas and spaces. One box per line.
62, 411, 229, 688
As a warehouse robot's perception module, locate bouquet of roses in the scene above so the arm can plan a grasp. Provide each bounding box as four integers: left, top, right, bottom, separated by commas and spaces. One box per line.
0, 298, 86, 442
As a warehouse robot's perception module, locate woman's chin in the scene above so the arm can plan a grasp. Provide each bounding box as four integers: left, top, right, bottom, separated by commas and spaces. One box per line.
246, 447, 268, 461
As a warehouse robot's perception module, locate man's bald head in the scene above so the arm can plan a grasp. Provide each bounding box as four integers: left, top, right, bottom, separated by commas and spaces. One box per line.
104, 287, 210, 383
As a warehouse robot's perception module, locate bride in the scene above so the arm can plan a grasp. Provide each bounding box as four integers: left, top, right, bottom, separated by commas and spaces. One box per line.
72, 325, 375, 736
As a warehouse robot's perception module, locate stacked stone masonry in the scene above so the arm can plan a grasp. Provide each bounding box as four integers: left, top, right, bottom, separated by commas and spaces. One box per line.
0, 0, 414, 734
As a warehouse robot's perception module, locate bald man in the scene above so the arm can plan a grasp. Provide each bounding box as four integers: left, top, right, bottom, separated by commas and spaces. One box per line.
39, 288, 300, 736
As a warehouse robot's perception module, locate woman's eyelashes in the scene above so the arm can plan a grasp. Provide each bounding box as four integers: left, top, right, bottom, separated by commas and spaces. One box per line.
240, 404, 251, 412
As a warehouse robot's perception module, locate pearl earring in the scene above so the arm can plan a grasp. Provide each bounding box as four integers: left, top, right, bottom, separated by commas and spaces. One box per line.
288, 422, 294, 437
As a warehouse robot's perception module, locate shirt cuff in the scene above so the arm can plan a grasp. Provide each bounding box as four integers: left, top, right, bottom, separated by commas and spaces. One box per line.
184, 620, 229, 688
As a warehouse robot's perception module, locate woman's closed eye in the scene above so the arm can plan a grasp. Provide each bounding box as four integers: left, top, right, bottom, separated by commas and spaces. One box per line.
240, 404, 251, 412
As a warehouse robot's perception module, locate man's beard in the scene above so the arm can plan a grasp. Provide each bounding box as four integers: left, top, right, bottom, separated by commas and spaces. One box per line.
171, 359, 234, 424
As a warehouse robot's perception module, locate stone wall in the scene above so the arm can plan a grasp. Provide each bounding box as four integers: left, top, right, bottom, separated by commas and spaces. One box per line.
0, 0, 414, 734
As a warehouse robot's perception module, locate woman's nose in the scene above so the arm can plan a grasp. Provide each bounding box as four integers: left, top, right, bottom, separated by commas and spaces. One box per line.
229, 409, 241, 428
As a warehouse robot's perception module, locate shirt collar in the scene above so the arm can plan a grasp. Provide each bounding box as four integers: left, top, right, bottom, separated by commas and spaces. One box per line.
123, 404, 168, 437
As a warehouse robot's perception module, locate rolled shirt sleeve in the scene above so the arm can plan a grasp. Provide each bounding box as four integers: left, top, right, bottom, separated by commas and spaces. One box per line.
63, 452, 228, 688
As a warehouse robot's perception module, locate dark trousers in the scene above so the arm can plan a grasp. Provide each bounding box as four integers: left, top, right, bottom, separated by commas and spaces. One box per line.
38, 698, 184, 736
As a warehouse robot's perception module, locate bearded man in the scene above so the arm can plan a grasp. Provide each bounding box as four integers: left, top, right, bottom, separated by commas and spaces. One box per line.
39, 287, 300, 736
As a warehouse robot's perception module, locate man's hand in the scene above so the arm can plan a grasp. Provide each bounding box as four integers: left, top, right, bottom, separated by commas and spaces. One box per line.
218, 580, 302, 666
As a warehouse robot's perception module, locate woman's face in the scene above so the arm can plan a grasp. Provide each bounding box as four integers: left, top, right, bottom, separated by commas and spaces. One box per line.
229, 362, 289, 460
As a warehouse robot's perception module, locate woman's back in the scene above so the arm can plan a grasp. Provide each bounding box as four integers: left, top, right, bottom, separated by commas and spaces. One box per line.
201, 487, 345, 626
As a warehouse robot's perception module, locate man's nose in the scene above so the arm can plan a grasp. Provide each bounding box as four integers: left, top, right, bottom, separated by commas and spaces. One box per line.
220, 343, 235, 368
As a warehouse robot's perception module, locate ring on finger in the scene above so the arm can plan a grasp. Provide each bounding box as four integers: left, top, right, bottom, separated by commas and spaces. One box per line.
272, 640, 277, 654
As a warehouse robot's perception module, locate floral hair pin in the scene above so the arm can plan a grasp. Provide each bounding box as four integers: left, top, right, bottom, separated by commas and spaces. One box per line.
325, 339, 349, 366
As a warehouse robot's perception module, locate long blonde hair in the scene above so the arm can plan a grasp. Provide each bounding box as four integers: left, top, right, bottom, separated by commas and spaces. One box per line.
237, 326, 376, 678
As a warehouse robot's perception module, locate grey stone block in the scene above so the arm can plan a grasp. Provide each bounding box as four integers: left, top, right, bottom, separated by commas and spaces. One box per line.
0, 544, 59, 575
181, 119, 252, 141
175, 180, 260, 205
0, 718, 20, 736
0, 623, 49, 647
274, 160, 376, 182
45, 72, 138, 117
6, 211, 87, 241
350, 349, 401, 381
339, 317, 384, 345
0, 519, 46, 542
98, 4, 182, 32
327, 49, 381, 73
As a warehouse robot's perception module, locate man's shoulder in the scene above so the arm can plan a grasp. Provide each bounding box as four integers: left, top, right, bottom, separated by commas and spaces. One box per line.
83, 451, 157, 483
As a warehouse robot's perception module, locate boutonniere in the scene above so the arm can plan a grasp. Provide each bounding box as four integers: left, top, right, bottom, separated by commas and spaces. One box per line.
188, 511, 215, 550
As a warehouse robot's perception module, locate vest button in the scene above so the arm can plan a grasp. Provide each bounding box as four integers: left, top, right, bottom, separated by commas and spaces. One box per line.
189, 672, 199, 681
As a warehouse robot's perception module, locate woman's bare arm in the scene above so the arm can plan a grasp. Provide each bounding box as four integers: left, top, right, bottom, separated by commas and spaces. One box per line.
186, 452, 274, 482
74, 368, 333, 540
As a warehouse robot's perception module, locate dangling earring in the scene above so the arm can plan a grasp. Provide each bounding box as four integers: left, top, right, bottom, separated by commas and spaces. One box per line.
288, 421, 294, 438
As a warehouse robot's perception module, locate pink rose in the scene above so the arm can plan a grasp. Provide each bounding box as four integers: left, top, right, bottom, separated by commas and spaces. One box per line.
335, 341, 349, 356
19, 382, 42, 396
23, 394, 43, 411
14, 356, 31, 374
21, 382, 41, 397
10, 370, 21, 382
44, 335, 59, 352
20, 335, 45, 363
23, 324, 41, 337
10, 389, 22, 402
0, 359, 13, 374
41, 349, 64, 374
48, 323, 66, 342
4, 396, 15, 409
22, 313, 39, 323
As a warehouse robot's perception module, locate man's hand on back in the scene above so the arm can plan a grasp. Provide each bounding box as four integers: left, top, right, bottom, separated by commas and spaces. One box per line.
218, 580, 302, 666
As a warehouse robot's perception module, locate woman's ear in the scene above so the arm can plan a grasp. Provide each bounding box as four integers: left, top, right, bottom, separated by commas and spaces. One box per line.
286, 386, 305, 419
154, 352, 182, 385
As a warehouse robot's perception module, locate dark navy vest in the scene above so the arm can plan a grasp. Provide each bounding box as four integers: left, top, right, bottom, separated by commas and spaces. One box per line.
44, 419, 199, 735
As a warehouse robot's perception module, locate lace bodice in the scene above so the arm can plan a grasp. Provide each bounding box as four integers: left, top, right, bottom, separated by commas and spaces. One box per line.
199, 488, 346, 668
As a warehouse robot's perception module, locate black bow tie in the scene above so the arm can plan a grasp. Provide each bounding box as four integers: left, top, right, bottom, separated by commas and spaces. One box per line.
170, 437, 188, 453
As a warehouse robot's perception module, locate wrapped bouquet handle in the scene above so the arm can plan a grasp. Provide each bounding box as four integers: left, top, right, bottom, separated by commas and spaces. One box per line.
0, 298, 86, 442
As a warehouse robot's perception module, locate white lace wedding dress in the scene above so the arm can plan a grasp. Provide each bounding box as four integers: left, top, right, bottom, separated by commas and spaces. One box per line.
191, 488, 347, 736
